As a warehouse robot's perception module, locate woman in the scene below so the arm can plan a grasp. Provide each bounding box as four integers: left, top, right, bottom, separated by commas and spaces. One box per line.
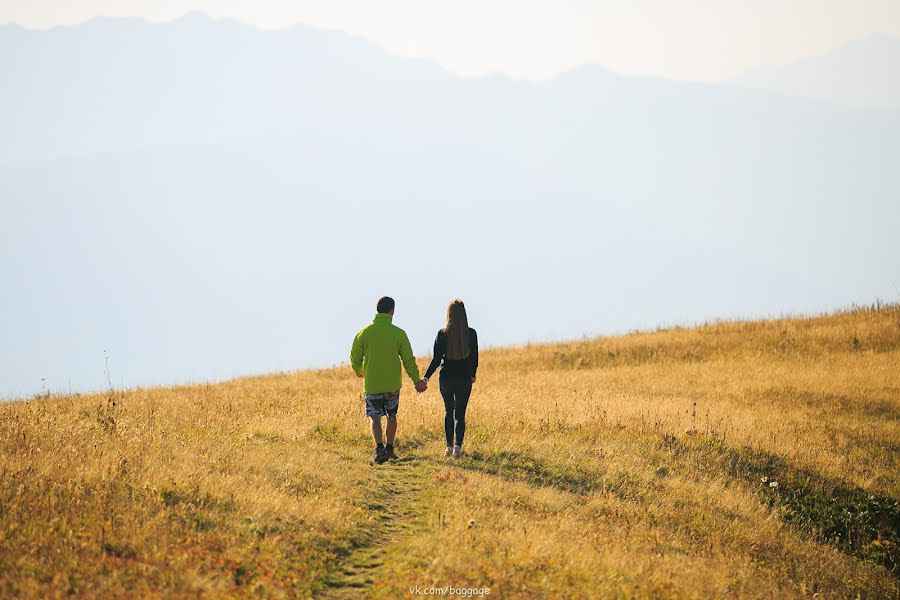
423, 299, 478, 458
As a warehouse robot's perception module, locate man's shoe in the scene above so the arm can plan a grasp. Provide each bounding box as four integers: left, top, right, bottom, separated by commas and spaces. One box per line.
373, 446, 388, 464
452, 445, 462, 458
385, 445, 398, 460
445, 446, 453, 457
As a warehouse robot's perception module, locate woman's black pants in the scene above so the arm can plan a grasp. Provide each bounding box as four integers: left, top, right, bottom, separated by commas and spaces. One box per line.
440, 378, 472, 447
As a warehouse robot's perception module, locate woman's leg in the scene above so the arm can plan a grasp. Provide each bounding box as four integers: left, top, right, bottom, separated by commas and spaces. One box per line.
453, 381, 473, 446
440, 382, 455, 448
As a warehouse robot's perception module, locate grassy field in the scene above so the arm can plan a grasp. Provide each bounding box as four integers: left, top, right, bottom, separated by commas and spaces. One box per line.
1, 305, 898, 598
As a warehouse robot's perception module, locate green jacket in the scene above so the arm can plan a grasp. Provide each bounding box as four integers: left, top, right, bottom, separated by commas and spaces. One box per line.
351, 313, 421, 394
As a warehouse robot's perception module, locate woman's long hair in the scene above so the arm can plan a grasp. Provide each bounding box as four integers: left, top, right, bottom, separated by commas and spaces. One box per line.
444, 299, 470, 360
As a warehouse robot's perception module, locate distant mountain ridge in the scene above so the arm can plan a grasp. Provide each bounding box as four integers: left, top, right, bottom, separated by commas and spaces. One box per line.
734, 32, 900, 111
0, 12, 460, 166
3, 15, 897, 167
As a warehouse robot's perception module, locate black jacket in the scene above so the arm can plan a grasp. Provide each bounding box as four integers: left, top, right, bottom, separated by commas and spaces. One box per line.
424, 328, 478, 382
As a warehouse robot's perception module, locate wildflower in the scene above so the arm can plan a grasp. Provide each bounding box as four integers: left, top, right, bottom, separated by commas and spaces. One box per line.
760, 476, 768, 483
769, 481, 779, 488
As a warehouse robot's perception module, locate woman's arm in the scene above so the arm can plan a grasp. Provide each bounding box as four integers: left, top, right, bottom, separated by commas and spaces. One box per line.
471, 328, 479, 381
423, 330, 444, 380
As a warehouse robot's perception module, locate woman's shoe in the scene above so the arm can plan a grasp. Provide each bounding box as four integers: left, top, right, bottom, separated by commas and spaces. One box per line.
445, 446, 452, 457
453, 445, 462, 458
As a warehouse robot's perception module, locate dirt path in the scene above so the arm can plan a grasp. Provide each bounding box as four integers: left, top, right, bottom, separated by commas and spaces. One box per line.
320, 450, 432, 598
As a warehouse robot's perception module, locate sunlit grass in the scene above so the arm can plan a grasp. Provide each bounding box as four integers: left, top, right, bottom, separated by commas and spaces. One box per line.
1, 304, 897, 597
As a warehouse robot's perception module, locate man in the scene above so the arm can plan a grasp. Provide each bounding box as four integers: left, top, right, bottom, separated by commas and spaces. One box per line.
351, 296, 427, 464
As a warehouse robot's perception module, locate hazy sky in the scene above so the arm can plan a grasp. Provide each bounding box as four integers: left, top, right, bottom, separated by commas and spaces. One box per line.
2, 0, 899, 81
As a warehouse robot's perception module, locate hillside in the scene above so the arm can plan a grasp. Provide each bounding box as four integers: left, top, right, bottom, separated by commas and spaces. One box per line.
1, 305, 898, 598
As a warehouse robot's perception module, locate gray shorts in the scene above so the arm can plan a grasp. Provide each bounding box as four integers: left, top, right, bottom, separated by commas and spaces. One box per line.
365, 390, 400, 419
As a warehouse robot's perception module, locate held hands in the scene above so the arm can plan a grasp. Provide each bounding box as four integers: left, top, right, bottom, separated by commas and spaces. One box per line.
414, 379, 428, 394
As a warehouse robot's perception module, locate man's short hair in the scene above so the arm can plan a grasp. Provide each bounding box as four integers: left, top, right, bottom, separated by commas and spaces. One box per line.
376, 296, 395, 314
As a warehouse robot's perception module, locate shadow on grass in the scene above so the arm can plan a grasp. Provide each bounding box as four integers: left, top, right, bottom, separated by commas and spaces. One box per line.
311, 421, 370, 447
443, 449, 641, 499
402, 429, 443, 450
671, 434, 900, 572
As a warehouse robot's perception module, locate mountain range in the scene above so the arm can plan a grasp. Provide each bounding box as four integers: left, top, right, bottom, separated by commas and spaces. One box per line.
735, 32, 900, 111
1, 14, 898, 397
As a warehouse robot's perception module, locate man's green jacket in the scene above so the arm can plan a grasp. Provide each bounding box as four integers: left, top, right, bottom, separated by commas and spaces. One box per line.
351, 313, 420, 394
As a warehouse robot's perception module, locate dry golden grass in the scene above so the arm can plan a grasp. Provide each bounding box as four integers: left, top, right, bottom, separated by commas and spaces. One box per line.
1, 305, 898, 598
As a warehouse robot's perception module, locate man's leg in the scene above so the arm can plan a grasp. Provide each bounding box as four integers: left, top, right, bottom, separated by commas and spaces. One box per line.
385, 416, 397, 446
366, 394, 389, 464
370, 416, 389, 464
383, 391, 401, 460
370, 416, 384, 445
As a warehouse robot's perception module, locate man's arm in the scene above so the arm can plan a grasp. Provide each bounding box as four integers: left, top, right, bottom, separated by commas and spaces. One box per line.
398, 331, 421, 384
350, 331, 365, 377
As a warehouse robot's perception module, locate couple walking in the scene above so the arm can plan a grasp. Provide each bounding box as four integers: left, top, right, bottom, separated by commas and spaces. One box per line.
350, 296, 478, 465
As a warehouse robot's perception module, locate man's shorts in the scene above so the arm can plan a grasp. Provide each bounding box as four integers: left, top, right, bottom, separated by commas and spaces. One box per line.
365, 390, 400, 419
